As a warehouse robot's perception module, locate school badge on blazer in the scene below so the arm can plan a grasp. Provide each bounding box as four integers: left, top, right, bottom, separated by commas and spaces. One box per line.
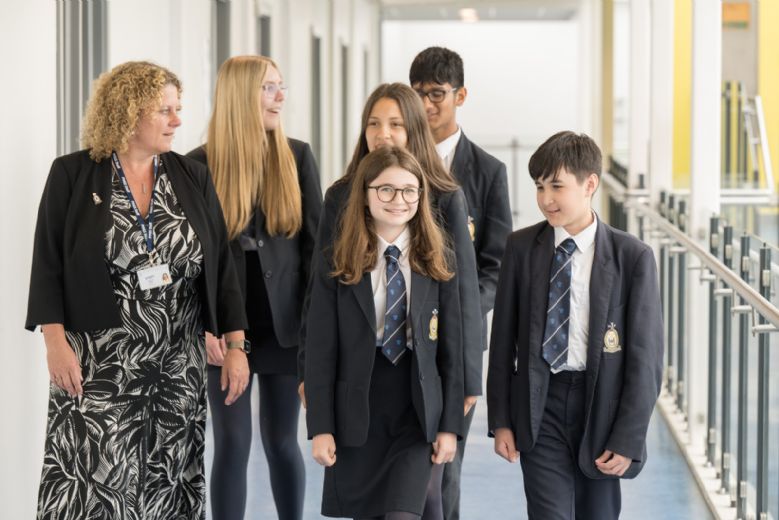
603, 322, 622, 353
467, 216, 475, 242
429, 309, 439, 341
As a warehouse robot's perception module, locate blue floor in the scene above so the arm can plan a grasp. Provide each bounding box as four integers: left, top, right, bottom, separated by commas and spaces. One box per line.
205, 380, 712, 519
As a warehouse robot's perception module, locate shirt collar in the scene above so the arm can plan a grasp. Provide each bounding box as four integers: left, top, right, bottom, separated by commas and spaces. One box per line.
553, 212, 598, 253
435, 126, 462, 161
377, 227, 411, 258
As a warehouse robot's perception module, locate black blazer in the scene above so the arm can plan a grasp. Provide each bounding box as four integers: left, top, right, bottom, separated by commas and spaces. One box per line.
25, 149, 247, 336
486, 220, 663, 480
299, 181, 483, 396
186, 139, 322, 347
450, 132, 513, 324
304, 255, 464, 446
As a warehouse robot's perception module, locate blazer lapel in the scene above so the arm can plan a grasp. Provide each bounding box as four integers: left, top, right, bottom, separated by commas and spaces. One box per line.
585, 221, 616, 389
450, 132, 473, 183
528, 225, 554, 360
351, 273, 376, 332
410, 271, 432, 330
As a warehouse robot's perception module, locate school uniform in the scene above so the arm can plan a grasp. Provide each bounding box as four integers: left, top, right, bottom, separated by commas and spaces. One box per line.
487, 216, 663, 520
305, 227, 464, 517
299, 181, 481, 396
438, 128, 512, 520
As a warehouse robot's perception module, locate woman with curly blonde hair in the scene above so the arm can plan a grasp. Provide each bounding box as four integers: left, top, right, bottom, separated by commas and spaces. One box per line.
26, 60, 249, 519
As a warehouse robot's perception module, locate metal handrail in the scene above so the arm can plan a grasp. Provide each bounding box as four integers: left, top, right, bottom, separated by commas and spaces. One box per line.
626, 201, 779, 329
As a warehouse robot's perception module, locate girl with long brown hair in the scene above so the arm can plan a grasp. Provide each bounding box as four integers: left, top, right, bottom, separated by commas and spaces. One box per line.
187, 55, 322, 520
306, 146, 464, 520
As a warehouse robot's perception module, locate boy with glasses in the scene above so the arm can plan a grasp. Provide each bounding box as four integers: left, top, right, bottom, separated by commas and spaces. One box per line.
409, 46, 512, 520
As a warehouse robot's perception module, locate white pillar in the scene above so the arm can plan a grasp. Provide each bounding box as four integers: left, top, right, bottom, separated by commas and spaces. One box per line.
649, 0, 674, 199
687, 0, 722, 447
628, 0, 651, 187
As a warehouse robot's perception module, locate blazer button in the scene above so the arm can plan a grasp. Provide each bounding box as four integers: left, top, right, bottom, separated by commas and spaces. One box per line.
264, 270, 272, 279
257, 239, 264, 248
419, 373, 425, 381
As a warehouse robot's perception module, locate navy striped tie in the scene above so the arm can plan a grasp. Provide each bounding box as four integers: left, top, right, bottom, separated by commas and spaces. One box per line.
381, 245, 408, 364
542, 238, 577, 370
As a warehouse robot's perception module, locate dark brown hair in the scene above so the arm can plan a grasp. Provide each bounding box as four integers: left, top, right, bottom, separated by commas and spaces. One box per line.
528, 131, 602, 183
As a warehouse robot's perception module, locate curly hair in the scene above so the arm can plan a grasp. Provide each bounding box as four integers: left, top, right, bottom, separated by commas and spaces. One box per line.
81, 61, 182, 161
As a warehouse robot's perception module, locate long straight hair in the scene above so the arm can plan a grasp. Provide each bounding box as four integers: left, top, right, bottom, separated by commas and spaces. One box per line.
332, 147, 453, 284
340, 83, 458, 195
206, 55, 301, 239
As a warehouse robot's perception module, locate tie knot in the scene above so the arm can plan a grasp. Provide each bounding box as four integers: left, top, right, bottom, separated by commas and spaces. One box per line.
384, 245, 402, 263
558, 238, 576, 256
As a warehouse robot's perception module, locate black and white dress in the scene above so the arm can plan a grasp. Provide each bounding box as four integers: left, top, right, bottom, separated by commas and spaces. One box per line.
37, 166, 207, 520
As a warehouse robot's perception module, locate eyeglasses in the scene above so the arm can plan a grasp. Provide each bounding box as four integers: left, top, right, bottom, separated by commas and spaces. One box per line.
261, 83, 289, 98
368, 185, 422, 203
414, 87, 458, 103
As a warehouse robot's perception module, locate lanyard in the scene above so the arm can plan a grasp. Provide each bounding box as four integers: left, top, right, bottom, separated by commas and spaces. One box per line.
111, 151, 158, 253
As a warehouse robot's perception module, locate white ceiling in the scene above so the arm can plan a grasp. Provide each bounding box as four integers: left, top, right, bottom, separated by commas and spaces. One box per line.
380, 0, 581, 21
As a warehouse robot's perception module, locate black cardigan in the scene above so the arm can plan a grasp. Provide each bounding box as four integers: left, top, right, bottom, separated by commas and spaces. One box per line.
186, 139, 323, 347
25, 149, 248, 335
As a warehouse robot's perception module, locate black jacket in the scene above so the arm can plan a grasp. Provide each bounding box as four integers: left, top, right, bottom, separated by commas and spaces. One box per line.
186, 139, 322, 347
304, 248, 464, 446
450, 132, 513, 323
25, 149, 247, 336
299, 181, 483, 396
486, 220, 664, 479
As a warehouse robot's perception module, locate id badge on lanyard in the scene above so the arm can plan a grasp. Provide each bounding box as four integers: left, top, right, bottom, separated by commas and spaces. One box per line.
112, 152, 173, 290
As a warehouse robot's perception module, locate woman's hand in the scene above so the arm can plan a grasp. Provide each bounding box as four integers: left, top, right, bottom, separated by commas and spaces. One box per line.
312, 433, 337, 466
205, 331, 226, 366
431, 432, 457, 464
298, 382, 306, 409
221, 349, 249, 405
43, 324, 82, 397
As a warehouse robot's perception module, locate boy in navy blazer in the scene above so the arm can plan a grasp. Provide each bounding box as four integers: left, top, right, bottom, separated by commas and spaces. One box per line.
487, 131, 663, 519
410, 46, 512, 520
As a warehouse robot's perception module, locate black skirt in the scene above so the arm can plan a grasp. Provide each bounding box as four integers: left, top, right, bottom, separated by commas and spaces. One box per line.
321, 349, 433, 518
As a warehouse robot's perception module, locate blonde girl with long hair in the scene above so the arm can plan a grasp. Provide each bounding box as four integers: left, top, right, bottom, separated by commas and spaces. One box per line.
187, 55, 322, 520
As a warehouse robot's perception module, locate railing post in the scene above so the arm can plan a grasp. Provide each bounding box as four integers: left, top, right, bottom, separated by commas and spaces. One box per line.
677, 200, 687, 414
756, 244, 771, 517
659, 191, 670, 390
667, 194, 677, 399
720, 224, 733, 500
736, 234, 750, 519
637, 173, 646, 242
707, 215, 720, 467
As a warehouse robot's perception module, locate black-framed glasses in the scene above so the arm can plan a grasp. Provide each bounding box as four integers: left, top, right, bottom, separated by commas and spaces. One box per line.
261, 83, 289, 98
368, 184, 422, 203
414, 87, 458, 103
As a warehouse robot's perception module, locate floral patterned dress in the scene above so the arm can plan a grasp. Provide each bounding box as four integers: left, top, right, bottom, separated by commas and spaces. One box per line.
37, 164, 207, 520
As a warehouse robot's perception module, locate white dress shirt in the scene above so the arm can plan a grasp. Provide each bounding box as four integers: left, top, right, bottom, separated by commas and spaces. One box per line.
435, 126, 462, 172
551, 213, 598, 373
371, 228, 412, 347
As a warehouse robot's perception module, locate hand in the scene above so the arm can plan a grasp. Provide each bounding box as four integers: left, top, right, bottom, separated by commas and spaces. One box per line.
493, 427, 519, 463
464, 395, 478, 416
205, 331, 226, 366
43, 324, 83, 398
298, 382, 306, 409
431, 432, 457, 464
221, 349, 249, 405
595, 450, 632, 476
312, 433, 337, 466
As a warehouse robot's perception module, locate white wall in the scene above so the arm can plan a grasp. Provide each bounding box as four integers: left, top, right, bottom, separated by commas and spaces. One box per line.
381, 19, 585, 228
0, 1, 57, 517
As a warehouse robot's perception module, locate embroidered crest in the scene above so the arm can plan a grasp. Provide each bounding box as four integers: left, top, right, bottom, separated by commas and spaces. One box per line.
603, 322, 622, 353
92, 192, 102, 205
429, 309, 439, 341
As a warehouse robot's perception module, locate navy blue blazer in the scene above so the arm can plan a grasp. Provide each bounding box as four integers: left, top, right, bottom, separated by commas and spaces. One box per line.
450, 132, 512, 324
486, 219, 663, 479
304, 253, 464, 446
186, 139, 322, 347
25, 149, 247, 336
299, 181, 483, 396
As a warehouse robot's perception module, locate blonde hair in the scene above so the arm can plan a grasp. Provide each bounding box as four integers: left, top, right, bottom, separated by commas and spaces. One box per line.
82, 61, 181, 161
332, 147, 453, 284
205, 55, 301, 239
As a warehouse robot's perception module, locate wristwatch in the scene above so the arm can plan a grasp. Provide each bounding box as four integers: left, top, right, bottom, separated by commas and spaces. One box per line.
226, 339, 251, 354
